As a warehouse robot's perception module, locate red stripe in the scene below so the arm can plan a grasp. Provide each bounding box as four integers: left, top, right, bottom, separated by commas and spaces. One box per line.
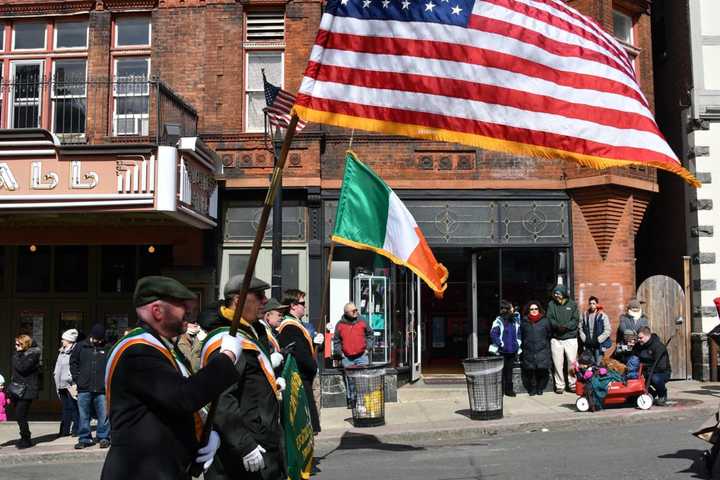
308, 62, 658, 133
295, 94, 678, 167
314, 30, 647, 107
467, 13, 636, 89
482, 0, 633, 75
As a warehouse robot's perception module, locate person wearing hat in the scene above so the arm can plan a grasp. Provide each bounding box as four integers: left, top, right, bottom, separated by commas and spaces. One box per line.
201, 274, 286, 480
101, 276, 245, 480
54, 328, 79, 437
71, 323, 111, 449
616, 298, 649, 344
260, 298, 289, 372
546, 284, 580, 394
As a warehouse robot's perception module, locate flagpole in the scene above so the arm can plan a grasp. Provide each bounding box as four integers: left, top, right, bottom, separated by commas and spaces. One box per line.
319, 240, 336, 358
188, 114, 300, 477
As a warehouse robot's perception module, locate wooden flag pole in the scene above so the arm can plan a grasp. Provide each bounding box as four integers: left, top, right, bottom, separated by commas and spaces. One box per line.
188, 115, 300, 477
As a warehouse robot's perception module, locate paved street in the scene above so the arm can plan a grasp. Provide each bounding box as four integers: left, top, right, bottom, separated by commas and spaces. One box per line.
0, 416, 712, 480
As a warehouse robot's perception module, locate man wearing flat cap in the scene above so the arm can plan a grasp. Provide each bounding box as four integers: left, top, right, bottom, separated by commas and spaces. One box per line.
259, 298, 288, 359
101, 276, 245, 480
202, 274, 286, 480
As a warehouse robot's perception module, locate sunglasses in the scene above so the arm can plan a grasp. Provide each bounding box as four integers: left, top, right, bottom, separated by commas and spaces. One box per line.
295, 301, 305, 306
351, 309, 358, 313
529, 307, 539, 311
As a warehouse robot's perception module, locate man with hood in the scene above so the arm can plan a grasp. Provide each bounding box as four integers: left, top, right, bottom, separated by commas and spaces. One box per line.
546, 285, 580, 394
616, 298, 649, 344
633, 326, 671, 406
201, 275, 286, 480
579, 296, 612, 364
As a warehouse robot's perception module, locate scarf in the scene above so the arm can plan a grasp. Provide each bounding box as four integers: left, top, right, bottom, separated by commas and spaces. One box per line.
528, 312, 542, 323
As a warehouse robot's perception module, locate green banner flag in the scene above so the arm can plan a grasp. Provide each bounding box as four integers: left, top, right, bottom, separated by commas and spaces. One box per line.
281, 355, 314, 480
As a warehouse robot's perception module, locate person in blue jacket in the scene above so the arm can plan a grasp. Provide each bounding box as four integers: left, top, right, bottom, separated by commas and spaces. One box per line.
490, 300, 522, 397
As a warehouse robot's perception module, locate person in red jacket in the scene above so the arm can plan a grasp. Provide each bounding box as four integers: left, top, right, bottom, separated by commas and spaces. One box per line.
333, 303, 374, 406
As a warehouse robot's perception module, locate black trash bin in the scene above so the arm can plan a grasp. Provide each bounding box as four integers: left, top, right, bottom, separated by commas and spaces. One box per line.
462, 356, 504, 420
345, 364, 386, 427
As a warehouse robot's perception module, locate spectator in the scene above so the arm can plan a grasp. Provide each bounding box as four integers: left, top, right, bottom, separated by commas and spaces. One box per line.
579, 296, 612, 364
490, 300, 522, 397
634, 326, 671, 406
616, 298, 649, 344
54, 329, 79, 437
613, 329, 638, 364
9, 334, 41, 449
547, 285, 580, 394
71, 324, 111, 449
520, 301, 551, 396
0, 374, 8, 423
334, 302, 374, 406
176, 320, 205, 372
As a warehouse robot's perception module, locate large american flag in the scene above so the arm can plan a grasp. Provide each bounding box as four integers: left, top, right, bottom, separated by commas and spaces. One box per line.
294, 0, 698, 186
263, 73, 307, 133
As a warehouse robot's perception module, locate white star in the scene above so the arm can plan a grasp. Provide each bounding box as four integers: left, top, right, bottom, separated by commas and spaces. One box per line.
424, 1, 436, 11
401, 0, 411, 9
362, 0, 371, 7
382, 0, 390, 7
341, 0, 349, 4
451, 4, 462, 14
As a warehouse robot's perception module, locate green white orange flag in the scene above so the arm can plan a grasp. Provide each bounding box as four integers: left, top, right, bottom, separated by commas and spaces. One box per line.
332, 151, 448, 295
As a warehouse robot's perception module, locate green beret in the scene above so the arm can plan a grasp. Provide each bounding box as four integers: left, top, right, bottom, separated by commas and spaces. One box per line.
223, 274, 270, 299
262, 298, 289, 314
133, 276, 196, 307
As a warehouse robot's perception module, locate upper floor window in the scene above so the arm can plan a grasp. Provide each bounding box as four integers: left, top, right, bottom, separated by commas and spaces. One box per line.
113, 57, 150, 136
612, 10, 633, 45
55, 20, 88, 49
246, 11, 285, 42
0, 24, 4, 51
13, 22, 46, 50
115, 16, 151, 47
245, 51, 282, 132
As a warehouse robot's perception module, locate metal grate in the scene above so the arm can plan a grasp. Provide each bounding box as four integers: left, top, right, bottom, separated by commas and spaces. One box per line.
246, 11, 285, 42
345, 366, 386, 427
463, 357, 504, 420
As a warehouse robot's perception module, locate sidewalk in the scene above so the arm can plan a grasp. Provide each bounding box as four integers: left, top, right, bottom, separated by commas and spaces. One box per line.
1, 380, 718, 465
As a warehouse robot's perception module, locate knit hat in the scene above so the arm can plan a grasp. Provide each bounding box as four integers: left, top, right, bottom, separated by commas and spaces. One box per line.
623, 329, 637, 340
552, 285, 567, 297
61, 329, 79, 343
628, 298, 641, 310
90, 324, 106, 340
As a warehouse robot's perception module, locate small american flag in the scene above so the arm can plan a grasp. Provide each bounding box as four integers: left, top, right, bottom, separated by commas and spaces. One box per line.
263, 71, 306, 133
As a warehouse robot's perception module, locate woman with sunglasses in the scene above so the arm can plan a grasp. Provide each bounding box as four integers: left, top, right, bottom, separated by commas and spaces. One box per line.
9, 334, 41, 449
520, 301, 552, 396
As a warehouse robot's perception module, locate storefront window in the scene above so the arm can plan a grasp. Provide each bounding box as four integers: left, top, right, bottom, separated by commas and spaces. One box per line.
16, 245, 51, 293
101, 246, 136, 293
55, 246, 89, 292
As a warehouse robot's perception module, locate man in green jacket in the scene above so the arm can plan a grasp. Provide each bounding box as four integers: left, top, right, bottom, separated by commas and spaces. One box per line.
546, 285, 580, 394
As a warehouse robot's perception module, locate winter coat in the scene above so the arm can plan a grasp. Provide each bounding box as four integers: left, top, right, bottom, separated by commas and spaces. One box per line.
633, 333, 671, 375
579, 309, 612, 350
546, 298, 580, 340
101, 326, 241, 480
0, 391, 8, 421
519, 316, 552, 370
616, 313, 650, 344
333, 314, 374, 359
70, 339, 109, 393
490, 313, 522, 354
54, 344, 76, 391
176, 333, 202, 373
11, 347, 41, 400
202, 309, 285, 480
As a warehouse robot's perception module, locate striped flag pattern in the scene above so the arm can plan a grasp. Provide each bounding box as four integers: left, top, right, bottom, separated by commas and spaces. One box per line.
263, 73, 307, 132
293, 0, 699, 186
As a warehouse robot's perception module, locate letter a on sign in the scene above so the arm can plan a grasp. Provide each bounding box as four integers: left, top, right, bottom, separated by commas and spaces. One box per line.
0, 163, 18, 191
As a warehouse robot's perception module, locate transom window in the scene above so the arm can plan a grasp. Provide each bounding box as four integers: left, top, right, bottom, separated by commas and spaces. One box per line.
13, 22, 46, 50
115, 16, 151, 47
55, 20, 88, 49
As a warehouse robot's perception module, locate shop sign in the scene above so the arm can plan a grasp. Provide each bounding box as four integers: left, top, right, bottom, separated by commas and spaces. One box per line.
0, 160, 100, 192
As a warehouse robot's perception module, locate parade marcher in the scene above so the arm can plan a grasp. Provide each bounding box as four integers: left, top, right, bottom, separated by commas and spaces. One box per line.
547, 285, 580, 394
202, 274, 286, 480
177, 318, 205, 373
101, 276, 245, 480
259, 298, 288, 354
54, 328, 79, 437
71, 323, 111, 449
616, 298, 650, 344
519, 301, 551, 396
633, 326, 671, 406
334, 302, 374, 406
490, 300, 522, 397
279, 289, 323, 433
579, 296, 612, 364
9, 335, 40, 449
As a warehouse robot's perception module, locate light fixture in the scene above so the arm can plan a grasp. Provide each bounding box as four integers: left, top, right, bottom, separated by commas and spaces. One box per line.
147, 245, 156, 254
29, 245, 37, 253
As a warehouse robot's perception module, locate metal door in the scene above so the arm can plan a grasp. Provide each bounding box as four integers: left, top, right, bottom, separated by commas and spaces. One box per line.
636, 275, 688, 380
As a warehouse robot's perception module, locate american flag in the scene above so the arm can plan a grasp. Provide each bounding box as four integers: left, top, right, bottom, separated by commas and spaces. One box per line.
263, 72, 307, 133
294, 0, 698, 186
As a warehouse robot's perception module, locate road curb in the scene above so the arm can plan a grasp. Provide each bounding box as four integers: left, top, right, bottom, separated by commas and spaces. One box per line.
0, 448, 107, 466
314, 403, 717, 452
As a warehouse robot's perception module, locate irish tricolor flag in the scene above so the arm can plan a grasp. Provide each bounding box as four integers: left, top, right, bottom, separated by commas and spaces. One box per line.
332, 152, 448, 295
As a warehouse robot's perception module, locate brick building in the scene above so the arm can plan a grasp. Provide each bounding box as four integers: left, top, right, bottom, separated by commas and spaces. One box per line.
0, 0, 661, 405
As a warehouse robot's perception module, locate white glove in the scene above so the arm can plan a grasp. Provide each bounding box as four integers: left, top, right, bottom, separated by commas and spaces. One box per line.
313, 333, 324, 345
195, 430, 220, 471
276, 377, 286, 392
270, 352, 283, 368
243, 445, 266, 472
220, 335, 243, 364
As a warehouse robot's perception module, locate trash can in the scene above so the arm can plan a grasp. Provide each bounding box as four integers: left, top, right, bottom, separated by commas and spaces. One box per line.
462, 356, 504, 420
345, 364, 386, 427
